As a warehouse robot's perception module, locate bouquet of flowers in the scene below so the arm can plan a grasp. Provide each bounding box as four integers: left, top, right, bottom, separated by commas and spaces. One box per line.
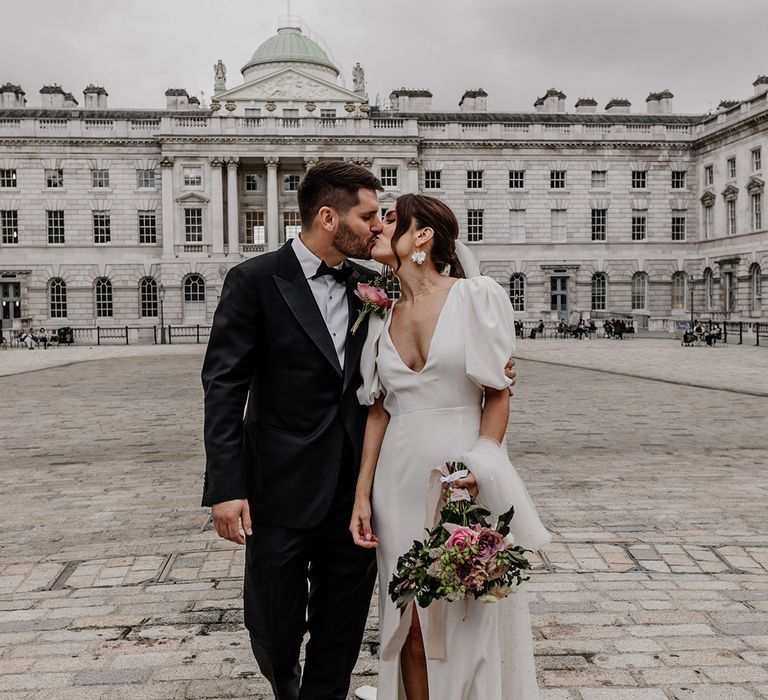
388, 462, 532, 610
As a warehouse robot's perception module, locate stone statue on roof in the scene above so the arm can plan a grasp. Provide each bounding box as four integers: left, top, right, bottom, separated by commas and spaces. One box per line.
353, 62, 365, 95
214, 60, 227, 92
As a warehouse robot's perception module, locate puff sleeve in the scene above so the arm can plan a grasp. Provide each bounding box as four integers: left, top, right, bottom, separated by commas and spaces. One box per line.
463, 276, 516, 390
356, 313, 387, 405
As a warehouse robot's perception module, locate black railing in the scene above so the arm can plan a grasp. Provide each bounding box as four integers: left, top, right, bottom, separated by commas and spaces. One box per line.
65, 325, 211, 346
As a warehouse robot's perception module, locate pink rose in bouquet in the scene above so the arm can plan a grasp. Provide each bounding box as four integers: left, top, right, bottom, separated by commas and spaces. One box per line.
476, 528, 505, 563
444, 524, 479, 550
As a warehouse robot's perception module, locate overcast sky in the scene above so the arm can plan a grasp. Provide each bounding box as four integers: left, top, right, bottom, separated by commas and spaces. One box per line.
2, 0, 766, 115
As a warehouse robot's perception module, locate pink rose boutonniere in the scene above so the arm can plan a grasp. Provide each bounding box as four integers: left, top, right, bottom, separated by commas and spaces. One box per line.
351, 278, 392, 334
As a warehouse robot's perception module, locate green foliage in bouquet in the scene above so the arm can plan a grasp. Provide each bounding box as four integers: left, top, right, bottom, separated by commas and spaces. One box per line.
388, 462, 532, 610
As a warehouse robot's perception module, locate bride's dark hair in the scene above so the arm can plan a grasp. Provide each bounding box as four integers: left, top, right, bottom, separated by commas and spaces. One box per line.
390, 194, 465, 279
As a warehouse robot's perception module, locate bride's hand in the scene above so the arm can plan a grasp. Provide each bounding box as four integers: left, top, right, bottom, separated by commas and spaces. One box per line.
350, 497, 378, 548
451, 473, 479, 499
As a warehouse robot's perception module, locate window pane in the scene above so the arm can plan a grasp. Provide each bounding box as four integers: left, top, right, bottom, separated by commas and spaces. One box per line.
380, 168, 398, 187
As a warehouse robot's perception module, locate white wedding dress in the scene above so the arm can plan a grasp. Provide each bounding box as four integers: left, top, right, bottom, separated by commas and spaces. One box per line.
358, 276, 551, 700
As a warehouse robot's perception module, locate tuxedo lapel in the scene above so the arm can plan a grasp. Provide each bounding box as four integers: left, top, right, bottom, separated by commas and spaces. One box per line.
343, 269, 367, 393
274, 243, 343, 376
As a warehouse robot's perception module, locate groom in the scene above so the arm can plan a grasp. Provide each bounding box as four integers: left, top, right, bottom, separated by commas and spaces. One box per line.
202, 161, 384, 700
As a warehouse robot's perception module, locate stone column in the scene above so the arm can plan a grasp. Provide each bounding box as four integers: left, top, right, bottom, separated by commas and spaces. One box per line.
160, 157, 175, 258
407, 158, 420, 193
210, 158, 225, 255
266, 157, 280, 251
226, 158, 240, 257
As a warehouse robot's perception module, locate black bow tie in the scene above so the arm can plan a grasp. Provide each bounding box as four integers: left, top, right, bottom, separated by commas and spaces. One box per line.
311, 261, 354, 283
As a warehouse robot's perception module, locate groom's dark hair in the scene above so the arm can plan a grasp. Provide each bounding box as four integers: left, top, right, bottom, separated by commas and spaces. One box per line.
297, 160, 382, 227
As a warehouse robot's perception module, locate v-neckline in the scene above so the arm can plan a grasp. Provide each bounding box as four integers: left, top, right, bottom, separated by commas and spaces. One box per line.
386, 280, 460, 375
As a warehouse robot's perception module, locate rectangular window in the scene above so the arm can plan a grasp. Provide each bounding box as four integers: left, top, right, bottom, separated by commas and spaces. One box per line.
47, 210, 65, 244
91, 169, 110, 188
671, 170, 686, 189
95, 281, 113, 318
140, 281, 158, 318
591, 208, 607, 241
320, 109, 336, 125
508, 170, 525, 189
631, 170, 647, 189
704, 204, 714, 239
550, 209, 566, 242
45, 169, 63, 188
244, 173, 262, 192
727, 157, 736, 179
550, 170, 566, 189
591, 170, 607, 188
243, 211, 265, 245
138, 211, 157, 244
467, 210, 483, 242
136, 169, 156, 188
1, 210, 18, 244
631, 209, 647, 241
424, 170, 441, 189
704, 165, 713, 186
244, 108, 261, 118
283, 174, 301, 192
752, 148, 762, 172
183, 167, 202, 188
185, 208, 203, 242
466, 170, 483, 189
752, 193, 763, 231
50, 281, 67, 318
0, 169, 17, 188
380, 167, 398, 188
92, 211, 111, 244
727, 199, 737, 235
510, 209, 525, 242
283, 211, 301, 241
671, 210, 687, 241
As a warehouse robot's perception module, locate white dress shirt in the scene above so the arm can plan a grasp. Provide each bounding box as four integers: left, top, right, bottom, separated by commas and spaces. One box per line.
292, 235, 349, 368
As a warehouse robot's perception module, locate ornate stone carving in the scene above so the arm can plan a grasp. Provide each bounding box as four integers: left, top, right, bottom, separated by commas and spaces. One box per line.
407, 158, 421, 169
209, 157, 223, 168
344, 103, 356, 113
225, 158, 240, 169
304, 158, 318, 170
265, 101, 277, 112
159, 157, 174, 168
305, 102, 316, 112
225, 102, 236, 112
210, 101, 221, 112
252, 73, 354, 101
265, 157, 279, 168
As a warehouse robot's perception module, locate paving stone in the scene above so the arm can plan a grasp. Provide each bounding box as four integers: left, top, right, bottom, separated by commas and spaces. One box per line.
1, 348, 767, 696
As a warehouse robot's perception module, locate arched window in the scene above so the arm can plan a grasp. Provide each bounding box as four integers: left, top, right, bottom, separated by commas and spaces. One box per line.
49, 278, 67, 318
509, 274, 525, 311
140, 277, 158, 317
704, 268, 714, 311
631, 272, 648, 310
184, 274, 206, 303
591, 273, 607, 311
751, 264, 763, 313
94, 277, 113, 318
671, 272, 687, 311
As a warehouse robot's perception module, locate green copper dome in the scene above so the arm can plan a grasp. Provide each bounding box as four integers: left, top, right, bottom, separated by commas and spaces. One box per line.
242, 26, 338, 76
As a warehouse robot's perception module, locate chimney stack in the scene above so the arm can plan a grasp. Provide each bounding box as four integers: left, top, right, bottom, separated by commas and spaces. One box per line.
165, 88, 190, 110
605, 98, 631, 114
40, 84, 66, 109
754, 75, 768, 96
83, 85, 108, 109
575, 97, 597, 114
0, 83, 26, 108
459, 88, 487, 112
389, 88, 433, 112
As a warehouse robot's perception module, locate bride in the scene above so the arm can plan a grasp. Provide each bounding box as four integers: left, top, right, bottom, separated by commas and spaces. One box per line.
350, 194, 550, 699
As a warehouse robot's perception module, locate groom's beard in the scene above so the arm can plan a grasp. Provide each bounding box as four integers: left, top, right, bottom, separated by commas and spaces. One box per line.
333, 218, 373, 260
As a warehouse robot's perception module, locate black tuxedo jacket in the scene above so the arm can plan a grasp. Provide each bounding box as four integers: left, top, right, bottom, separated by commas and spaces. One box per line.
201, 241, 377, 529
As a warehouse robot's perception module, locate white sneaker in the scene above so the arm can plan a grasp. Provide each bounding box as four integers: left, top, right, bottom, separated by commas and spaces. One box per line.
353, 686, 377, 700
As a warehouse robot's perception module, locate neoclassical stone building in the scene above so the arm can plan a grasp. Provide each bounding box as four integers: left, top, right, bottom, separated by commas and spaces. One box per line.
0, 20, 766, 333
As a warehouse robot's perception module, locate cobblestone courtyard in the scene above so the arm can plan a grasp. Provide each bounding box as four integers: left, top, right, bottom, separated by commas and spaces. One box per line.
0, 341, 767, 699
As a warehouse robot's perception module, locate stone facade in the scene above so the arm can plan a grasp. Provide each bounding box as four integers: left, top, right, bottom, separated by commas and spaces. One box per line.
0, 24, 766, 332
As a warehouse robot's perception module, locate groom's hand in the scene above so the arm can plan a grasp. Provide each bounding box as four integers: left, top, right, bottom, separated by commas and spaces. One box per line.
505, 357, 517, 396
211, 499, 252, 545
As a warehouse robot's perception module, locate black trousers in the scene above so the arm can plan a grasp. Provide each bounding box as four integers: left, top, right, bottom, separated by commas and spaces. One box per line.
244, 448, 377, 700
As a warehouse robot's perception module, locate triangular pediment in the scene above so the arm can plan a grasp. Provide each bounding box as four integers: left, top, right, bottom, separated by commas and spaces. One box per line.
747, 175, 764, 194
215, 68, 365, 104
176, 192, 210, 205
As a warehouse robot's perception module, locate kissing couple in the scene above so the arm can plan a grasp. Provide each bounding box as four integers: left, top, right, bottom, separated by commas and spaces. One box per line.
202, 161, 550, 699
